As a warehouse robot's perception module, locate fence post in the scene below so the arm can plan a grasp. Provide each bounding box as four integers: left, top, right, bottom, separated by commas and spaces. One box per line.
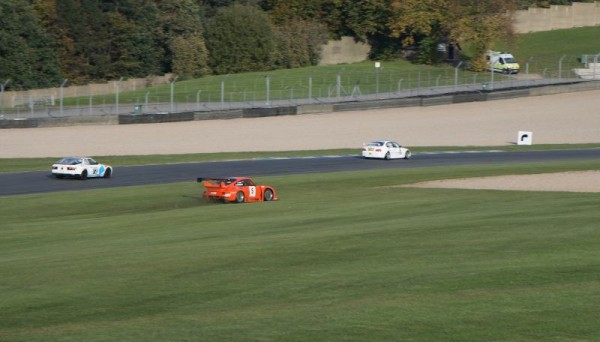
594, 52, 600, 80
170, 76, 178, 113
454, 62, 463, 91
196, 90, 201, 110
221, 75, 228, 109
526, 57, 533, 84
59, 79, 68, 116
265, 75, 270, 107
115, 77, 123, 115
489, 64, 494, 90
0, 80, 9, 116
558, 54, 566, 80
374, 62, 381, 96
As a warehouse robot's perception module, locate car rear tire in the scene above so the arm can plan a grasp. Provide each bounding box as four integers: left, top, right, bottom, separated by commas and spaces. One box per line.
384, 152, 391, 160
404, 150, 412, 159
235, 191, 245, 203
104, 168, 112, 178
80, 170, 88, 180
264, 189, 274, 201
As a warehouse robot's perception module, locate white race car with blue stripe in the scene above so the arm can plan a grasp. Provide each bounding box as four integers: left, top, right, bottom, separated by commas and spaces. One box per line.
362, 141, 412, 160
51, 157, 113, 179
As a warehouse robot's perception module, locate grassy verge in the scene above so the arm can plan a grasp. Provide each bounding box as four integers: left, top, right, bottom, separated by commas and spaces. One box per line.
64, 60, 483, 106
503, 26, 600, 62
1, 160, 599, 341
1, 143, 599, 173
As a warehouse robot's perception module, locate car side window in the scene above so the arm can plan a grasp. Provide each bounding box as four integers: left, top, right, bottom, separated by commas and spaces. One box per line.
236, 180, 254, 186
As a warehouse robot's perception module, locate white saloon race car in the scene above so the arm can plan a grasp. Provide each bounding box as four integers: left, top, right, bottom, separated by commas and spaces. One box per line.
51, 157, 113, 179
362, 141, 412, 160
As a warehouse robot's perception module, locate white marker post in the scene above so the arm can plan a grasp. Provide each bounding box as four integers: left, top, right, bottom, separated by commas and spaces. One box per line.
517, 131, 533, 145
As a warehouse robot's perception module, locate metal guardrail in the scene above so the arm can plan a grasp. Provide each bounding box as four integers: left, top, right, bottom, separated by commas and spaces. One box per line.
0, 67, 596, 120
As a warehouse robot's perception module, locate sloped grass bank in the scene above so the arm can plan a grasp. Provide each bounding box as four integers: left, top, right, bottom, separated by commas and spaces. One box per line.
1, 161, 599, 341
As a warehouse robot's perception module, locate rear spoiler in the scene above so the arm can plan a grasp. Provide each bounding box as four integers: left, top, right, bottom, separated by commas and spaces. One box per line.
197, 177, 229, 183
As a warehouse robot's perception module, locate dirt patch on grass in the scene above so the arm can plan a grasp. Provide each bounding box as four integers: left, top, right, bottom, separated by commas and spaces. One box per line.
402, 171, 600, 193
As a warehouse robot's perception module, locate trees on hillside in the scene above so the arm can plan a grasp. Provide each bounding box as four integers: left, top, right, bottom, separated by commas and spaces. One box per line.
204, 5, 276, 74
447, 0, 518, 71
0, 0, 62, 89
31, 0, 163, 84
262, 0, 389, 41
1, 0, 541, 90
387, 0, 517, 68
262, 0, 519, 68
272, 18, 329, 69
170, 34, 210, 79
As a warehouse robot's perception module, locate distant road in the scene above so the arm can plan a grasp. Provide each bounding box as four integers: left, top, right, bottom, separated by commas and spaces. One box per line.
1, 149, 599, 197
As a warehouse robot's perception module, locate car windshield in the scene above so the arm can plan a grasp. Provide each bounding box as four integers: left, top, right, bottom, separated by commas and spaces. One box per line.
504, 57, 516, 63
57, 157, 81, 165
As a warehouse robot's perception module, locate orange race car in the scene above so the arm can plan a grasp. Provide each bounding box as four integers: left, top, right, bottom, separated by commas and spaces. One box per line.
198, 177, 278, 203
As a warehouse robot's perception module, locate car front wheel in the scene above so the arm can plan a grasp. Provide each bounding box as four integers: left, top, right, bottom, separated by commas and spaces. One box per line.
104, 168, 112, 178
404, 150, 412, 159
264, 189, 274, 201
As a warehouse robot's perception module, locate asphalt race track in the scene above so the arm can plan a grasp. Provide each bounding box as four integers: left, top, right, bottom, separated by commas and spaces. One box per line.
1, 148, 599, 197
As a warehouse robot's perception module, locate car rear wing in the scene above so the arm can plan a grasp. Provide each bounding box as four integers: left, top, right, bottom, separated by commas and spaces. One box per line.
197, 177, 229, 182
197, 178, 238, 188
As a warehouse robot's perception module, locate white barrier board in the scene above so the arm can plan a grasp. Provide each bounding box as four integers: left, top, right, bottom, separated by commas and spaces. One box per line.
518, 131, 533, 145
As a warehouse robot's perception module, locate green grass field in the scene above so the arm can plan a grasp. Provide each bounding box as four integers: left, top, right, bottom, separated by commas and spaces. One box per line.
3, 25, 600, 341
2, 160, 600, 341
489, 26, 600, 77
505, 26, 600, 62
66, 59, 481, 106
